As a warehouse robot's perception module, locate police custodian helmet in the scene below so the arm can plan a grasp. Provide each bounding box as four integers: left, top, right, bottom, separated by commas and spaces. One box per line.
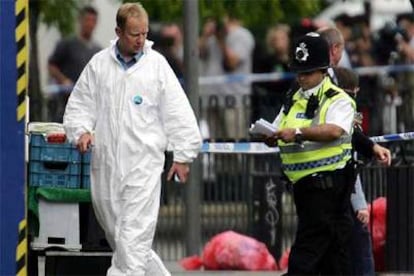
290, 32, 330, 73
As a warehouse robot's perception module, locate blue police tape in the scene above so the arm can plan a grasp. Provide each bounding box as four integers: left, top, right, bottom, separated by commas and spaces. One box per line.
199, 72, 295, 85
201, 132, 414, 154
370, 131, 414, 143
201, 142, 280, 154
198, 64, 414, 85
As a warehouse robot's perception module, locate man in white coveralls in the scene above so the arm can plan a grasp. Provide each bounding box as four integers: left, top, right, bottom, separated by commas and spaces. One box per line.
63, 2, 202, 275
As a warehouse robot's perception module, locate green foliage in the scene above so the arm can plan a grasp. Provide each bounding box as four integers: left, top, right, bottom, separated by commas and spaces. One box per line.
35, 0, 83, 36
124, 0, 183, 22
131, 0, 325, 28
37, 0, 326, 38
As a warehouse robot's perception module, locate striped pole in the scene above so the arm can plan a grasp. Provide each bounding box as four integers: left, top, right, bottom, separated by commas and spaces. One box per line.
15, 0, 28, 275
15, 0, 28, 121
0, 0, 28, 274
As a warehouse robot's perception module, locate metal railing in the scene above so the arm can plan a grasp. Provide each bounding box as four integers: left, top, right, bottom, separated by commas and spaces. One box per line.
153, 139, 414, 273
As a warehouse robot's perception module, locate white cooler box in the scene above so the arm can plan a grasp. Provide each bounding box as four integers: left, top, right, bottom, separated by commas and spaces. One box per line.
31, 198, 81, 251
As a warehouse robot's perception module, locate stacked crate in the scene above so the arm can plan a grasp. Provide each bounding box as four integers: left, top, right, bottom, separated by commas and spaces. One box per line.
81, 150, 91, 189
29, 133, 82, 188
29, 133, 82, 251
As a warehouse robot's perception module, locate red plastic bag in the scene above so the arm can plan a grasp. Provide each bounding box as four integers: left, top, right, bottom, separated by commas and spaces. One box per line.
368, 197, 387, 272
180, 255, 203, 270
180, 231, 278, 271
278, 248, 290, 271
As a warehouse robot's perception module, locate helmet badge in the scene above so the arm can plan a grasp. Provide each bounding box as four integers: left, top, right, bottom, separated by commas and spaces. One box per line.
295, 42, 309, 63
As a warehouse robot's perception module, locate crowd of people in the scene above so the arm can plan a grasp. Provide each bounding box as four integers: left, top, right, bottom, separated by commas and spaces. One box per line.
152, 12, 414, 140
252, 13, 414, 138
47, 8, 414, 139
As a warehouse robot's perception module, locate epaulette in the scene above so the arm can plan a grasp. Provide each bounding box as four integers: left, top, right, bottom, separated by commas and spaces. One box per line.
283, 89, 294, 115
325, 88, 339, 98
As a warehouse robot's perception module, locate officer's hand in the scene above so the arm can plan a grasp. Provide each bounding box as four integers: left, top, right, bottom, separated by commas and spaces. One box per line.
264, 133, 278, 147
77, 133, 93, 153
356, 208, 369, 225
276, 128, 296, 143
373, 144, 391, 166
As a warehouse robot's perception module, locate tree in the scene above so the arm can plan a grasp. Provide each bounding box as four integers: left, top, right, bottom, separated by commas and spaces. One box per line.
136, 0, 326, 38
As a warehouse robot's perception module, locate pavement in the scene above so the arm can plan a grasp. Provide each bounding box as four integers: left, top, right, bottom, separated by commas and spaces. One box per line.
166, 262, 286, 276
35, 253, 286, 275
36, 256, 407, 275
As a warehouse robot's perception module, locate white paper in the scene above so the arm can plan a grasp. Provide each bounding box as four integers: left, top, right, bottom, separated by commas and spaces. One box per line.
249, 118, 277, 136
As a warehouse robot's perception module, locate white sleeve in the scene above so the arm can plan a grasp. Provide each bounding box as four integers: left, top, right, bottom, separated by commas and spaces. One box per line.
63, 61, 97, 144
159, 57, 202, 163
325, 98, 354, 134
272, 107, 284, 129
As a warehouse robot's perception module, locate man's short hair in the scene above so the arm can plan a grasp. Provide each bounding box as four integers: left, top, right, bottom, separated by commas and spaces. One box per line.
317, 26, 344, 48
116, 3, 148, 30
79, 5, 98, 18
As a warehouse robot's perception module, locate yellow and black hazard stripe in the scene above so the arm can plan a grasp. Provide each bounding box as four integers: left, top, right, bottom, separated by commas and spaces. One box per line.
16, 219, 27, 276
16, 0, 28, 122
15, 1, 28, 275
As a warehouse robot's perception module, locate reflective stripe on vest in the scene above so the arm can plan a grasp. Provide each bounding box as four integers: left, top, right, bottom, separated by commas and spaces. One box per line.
279, 135, 352, 154
278, 77, 355, 183
282, 149, 352, 171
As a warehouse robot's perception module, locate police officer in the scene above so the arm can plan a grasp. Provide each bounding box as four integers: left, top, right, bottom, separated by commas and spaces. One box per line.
267, 32, 356, 275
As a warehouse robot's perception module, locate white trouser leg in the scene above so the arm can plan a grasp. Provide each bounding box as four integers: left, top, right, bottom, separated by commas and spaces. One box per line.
145, 249, 171, 276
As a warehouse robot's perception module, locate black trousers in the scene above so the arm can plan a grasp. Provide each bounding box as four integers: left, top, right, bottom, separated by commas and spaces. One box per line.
287, 168, 354, 275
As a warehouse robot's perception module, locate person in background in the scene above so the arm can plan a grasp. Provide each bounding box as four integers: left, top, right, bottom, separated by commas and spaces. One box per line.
333, 66, 376, 276
332, 13, 353, 68
48, 5, 101, 122
350, 15, 376, 67
263, 24, 291, 74
199, 13, 255, 140
198, 17, 226, 139
157, 23, 184, 78
63, 2, 202, 275
396, 12, 414, 63
319, 26, 392, 276
395, 13, 414, 132
160, 23, 184, 62
267, 32, 356, 274
318, 26, 390, 162
252, 24, 292, 122
317, 25, 351, 70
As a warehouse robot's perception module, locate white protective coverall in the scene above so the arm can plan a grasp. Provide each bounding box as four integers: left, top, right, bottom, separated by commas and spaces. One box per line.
64, 39, 202, 276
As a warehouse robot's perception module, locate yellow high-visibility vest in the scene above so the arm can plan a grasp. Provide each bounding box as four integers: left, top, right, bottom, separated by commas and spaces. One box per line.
278, 77, 356, 183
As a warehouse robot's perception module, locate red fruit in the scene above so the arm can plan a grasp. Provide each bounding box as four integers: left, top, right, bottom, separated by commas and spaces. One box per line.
47, 133, 66, 143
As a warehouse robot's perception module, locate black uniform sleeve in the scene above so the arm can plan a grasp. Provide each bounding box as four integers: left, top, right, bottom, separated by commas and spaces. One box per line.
352, 127, 375, 159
